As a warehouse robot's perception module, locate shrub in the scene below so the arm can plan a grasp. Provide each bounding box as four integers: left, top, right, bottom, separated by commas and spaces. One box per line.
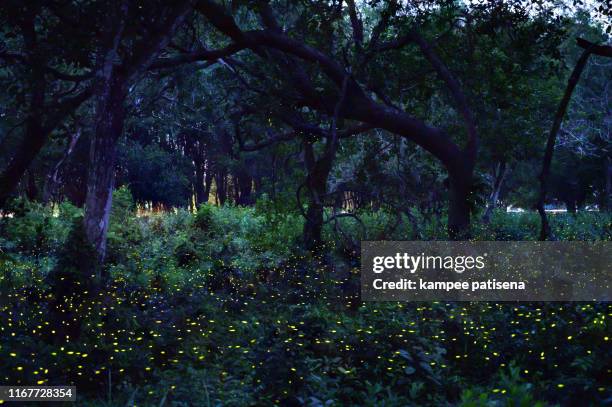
2, 198, 53, 254
2, 203, 609, 406
194, 203, 214, 231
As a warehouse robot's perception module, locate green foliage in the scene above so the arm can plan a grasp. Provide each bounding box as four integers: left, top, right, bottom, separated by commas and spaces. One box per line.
1, 198, 54, 254
0, 198, 83, 256
47, 214, 99, 292
474, 210, 611, 241
1, 205, 610, 405
107, 187, 142, 266
194, 203, 214, 231
475, 210, 541, 241
460, 363, 545, 407
111, 186, 135, 220
119, 140, 193, 208
0, 4, 610, 405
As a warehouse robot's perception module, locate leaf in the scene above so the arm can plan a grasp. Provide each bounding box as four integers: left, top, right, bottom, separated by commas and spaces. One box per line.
398, 349, 413, 361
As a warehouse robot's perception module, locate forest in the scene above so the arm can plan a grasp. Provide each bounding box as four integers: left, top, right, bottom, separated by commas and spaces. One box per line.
0, 0, 611, 405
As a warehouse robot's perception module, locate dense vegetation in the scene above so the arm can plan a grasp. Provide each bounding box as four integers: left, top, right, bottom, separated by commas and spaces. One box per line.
1, 197, 610, 405
0, 0, 610, 405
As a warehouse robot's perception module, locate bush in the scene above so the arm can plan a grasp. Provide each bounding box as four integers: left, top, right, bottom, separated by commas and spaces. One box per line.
194, 203, 214, 231
1, 198, 53, 254
474, 210, 611, 241
107, 187, 143, 265
2, 202, 609, 406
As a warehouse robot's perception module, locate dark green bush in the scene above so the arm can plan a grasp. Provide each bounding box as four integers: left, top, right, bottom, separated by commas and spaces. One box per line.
194, 203, 214, 231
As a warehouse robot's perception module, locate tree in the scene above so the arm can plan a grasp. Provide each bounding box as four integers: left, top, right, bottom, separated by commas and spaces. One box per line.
537, 37, 612, 240
194, 0, 480, 238
82, 0, 197, 268
0, 2, 92, 208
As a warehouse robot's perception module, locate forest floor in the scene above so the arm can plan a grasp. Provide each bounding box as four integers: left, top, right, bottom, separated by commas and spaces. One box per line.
0, 199, 610, 406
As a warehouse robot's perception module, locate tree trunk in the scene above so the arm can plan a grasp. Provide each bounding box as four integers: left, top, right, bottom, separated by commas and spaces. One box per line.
236, 172, 253, 206
447, 163, 473, 240
43, 128, 81, 204
83, 80, 126, 269
82, 1, 192, 271
194, 162, 207, 206
482, 161, 507, 223
233, 176, 240, 203
538, 47, 592, 240
25, 170, 38, 201
302, 140, 335, 251
302, 176, 327, 251
215, 172, 227, 205
204, 168, 213, 203
303, 200, 324, 249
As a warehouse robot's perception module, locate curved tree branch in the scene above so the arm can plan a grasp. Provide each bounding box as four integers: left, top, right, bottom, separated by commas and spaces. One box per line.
537, 45, 595, 240
150, 43, 247, 69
